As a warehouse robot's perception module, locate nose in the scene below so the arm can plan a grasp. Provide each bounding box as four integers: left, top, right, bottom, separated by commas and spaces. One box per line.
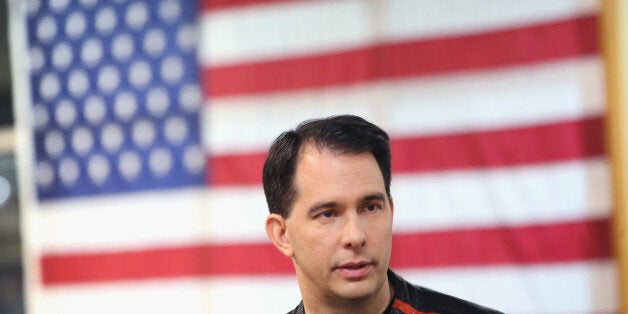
342, 214, 367, 249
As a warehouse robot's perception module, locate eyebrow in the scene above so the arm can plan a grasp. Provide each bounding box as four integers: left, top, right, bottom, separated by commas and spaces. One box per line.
307, 193, 387, 216
361, 193, 386, 203
308, 201, 338, 216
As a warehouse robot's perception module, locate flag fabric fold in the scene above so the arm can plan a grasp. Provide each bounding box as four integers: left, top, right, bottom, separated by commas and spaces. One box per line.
13, 0, 615, 313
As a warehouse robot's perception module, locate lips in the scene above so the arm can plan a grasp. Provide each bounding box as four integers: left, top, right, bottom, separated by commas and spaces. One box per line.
335, 261, 373, 279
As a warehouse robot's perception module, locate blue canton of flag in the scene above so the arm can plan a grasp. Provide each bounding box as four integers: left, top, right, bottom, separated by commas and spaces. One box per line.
26, 0, 205, 200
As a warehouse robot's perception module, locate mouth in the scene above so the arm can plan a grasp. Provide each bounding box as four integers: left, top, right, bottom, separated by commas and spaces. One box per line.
335, 261, 373, 279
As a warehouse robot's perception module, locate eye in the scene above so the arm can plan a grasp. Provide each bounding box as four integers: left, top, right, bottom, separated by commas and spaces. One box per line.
364, 203, 382, 212
321, 210, 335, 218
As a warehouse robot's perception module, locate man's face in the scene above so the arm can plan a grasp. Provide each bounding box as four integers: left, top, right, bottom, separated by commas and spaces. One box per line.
285, 145, 393, 303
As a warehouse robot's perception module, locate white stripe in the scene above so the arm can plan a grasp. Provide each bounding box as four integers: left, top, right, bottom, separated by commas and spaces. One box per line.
398, 260, 617, 313
383, 0, 597, 42
200, 0, 598, 66
200, 0, 372, 66
36, 158, 609, 250
392, 158, 610, 232
32, 261, 615, 314
207, 276, 301, 314
204, 57, 604, 155
36, 187, 214, 252
32, 279, 212, 314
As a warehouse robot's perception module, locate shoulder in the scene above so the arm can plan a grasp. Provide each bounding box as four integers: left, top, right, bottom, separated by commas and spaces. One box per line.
388, 270, 504, 314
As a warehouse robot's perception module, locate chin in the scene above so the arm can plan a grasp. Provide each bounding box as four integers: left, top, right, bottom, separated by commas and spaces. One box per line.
334, 278, 381, 301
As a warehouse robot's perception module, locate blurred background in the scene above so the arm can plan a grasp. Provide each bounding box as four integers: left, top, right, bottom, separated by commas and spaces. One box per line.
0, 0, 22, 313
1, 0, 622, 313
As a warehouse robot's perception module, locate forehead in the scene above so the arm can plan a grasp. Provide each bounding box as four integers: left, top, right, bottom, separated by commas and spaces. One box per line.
293, 145, 385, 201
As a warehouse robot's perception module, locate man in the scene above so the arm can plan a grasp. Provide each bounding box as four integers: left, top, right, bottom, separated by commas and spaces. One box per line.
263, 115, 502, 314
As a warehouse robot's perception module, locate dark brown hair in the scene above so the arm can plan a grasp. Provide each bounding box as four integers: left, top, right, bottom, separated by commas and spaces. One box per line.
262, 115, 391, 218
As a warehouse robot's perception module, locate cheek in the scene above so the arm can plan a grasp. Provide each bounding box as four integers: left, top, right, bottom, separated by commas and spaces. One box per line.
288, 227, 317, 251
369, 218, 393, 245
290, 227, 332, 256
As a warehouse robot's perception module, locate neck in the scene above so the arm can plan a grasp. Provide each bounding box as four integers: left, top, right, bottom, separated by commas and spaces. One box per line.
301, 280, 393, 314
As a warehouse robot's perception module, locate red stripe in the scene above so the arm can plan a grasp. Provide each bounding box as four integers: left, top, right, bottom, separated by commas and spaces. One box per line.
41, 243, 292, 285
390, 218, 611, 268
208, 152, 264, 185
41, 218, 610, 286
207, 117, 604, 185
201, 0, 286, 11
203, 15, 598, 97
391, 117, 605, 173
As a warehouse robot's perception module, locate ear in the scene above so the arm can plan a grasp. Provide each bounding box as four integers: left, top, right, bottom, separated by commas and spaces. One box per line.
265, 213, 294, 258
388, 195, 394, 215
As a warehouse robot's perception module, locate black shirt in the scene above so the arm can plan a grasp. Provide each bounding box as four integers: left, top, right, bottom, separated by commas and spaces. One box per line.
287, 269, 503, 314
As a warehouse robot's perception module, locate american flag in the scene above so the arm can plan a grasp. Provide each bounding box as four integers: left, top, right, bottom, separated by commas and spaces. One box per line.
13, 0, 615, 313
